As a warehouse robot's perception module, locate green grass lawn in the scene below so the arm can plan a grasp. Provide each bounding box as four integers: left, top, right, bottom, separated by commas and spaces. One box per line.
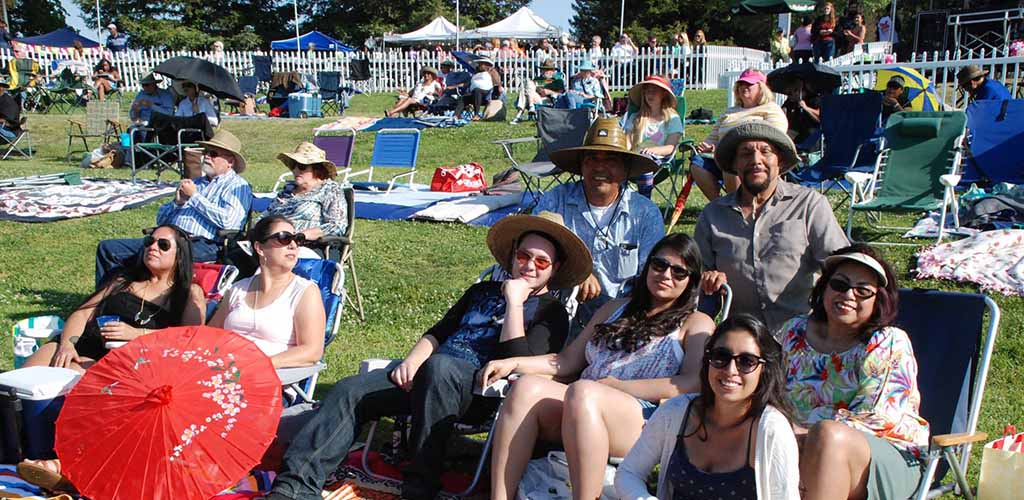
1, 91, 1021, 489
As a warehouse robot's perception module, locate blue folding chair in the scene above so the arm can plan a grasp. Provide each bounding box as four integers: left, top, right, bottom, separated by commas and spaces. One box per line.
896, 289, 1000, 500
252, 55, 273, 84
963, 99, 1024, 185
348, 128, 421, 195
789, 92, 884, 204
276, 257, 346, 405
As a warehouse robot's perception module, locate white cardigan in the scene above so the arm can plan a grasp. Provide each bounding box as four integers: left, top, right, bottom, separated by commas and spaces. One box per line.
614, 394, 800, 500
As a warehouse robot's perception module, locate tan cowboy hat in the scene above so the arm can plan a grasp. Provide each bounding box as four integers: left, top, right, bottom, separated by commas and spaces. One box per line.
548, 118, 660, 177
538, 59, 558, 70
277, 142, 337, 179
487, 211, 592, 289
196, 129, 247, 173
957, 65, 988, 87
628, 75, 677, 108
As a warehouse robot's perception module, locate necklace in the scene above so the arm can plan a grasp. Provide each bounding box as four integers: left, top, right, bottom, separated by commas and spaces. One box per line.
135, 281, 156, 325
586, 185, 624, 245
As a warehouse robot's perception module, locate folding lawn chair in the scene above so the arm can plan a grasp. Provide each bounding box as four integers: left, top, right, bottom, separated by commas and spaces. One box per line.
962, 99, 1024, 185
42, 68, 90, 114
252, 55, 273, 85
493, 106, 592, 206
318, 71, 344, 116
192, 262, 240, 319
347, 128, 421, 195
224, 75, 258, 114
312, 128, 357, 182
129, 111, 212, 181
1, 116, 33, 160
896, 289, 1000, 500
789, 92, 884, 207
65, 100, 122, 162
348, 58, 371, 92
845, 111, 968, 245
8, 58, 43, 112
275, 257, 347, 405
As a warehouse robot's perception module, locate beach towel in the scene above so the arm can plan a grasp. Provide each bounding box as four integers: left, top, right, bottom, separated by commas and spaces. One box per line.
315, 116, 380, 133
0, 178, 175, 223
411, 193, 523, 224
915, 229, 1024, 295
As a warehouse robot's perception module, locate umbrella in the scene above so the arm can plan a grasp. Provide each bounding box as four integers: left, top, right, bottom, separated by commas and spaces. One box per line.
730, 0, 816, 15
151, 56, 245, 101
767, 62, 842, 97
452, 50, 484, 72
873, 67, 941, 112
55, 326, 282, 500
666, 174, 696, 233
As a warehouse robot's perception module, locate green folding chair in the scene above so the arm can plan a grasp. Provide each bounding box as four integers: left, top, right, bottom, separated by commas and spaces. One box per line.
845, 111, 968, 245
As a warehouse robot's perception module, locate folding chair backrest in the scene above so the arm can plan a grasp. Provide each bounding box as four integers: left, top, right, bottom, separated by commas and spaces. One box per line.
878, 111, 966, 206
349, 59, 371, 81
11, 58, 39, 89
85, 101, 120, 135
896, 289, 995, 489
534, 107, 591, 162
237, 75, 258, 96
964, 99, 1024, 184
252, 55, 273, 83
292, 258, 344, 346
318, 71, 341, 98
370, 128, 420, 170
313, 128, 356, 170
820, 92, 883, 169
192, 262, 239, 318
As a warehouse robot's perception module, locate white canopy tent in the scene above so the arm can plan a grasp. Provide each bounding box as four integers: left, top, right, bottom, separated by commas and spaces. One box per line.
463, 7, 562, 40
384, 16, 462, 44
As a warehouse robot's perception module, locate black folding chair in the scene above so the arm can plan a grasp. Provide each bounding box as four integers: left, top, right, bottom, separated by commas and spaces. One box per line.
318, 71, 343, 116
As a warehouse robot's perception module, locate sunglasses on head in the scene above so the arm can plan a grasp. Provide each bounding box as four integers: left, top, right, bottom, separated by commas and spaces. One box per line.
649, 257, 689, 281
706, 347, 766, 374
514, 249, 552, 271
260, 231, 306, 245
143, 235, 172, 251
828, 278, 878, 299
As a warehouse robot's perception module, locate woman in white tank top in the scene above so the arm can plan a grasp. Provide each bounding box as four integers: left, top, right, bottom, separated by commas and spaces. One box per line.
482, 233, 716, 500
209, 215, 326, 368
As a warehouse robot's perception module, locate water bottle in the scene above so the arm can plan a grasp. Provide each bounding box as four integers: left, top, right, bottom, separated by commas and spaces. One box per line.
120, 132, 131, 148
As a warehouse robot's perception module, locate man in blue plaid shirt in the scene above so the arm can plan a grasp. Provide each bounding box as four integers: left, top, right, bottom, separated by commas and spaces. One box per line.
94, 130, 252, 286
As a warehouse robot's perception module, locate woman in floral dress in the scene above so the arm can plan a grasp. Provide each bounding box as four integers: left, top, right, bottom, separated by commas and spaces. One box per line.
779, 244, 929, 500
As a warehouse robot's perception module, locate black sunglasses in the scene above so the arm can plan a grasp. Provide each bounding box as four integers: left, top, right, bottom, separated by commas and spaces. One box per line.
204, 148, 224, 158
143, 235, 172, 251
706, 347, 766, 374
828, 278, 877, 299
649, 256, 689, 281
260, 231, 306, 245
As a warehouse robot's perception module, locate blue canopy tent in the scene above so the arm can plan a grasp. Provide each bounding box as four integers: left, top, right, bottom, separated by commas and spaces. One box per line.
271, 31, 354, 51
15, 28, 100, 48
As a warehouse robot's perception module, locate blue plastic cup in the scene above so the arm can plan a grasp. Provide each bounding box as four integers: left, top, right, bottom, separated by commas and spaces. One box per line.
96, 315, 120, 328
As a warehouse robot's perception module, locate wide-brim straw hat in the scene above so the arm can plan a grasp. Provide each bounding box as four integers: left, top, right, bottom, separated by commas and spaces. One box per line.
549, 118, 660, 177
276, 142, 337, 179
577, 60, 597, 72
628, 75, 676, 108
196, 129, 247, 173
957, 65, 988, 87
475, 57, 495, 67
539, 59, 558, 70
421, 66, 439, 77
487, 211, 592, 289
714, 122, 800, 175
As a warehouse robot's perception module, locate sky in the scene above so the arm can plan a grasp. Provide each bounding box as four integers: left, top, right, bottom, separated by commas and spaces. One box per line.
59, 0, 575, 42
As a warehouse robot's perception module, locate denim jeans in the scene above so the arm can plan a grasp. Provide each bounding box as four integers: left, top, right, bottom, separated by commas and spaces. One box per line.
812, 39, 835, 61
0, 126, 16, 142
270, 353, 497, 500
95, 237, 219, 287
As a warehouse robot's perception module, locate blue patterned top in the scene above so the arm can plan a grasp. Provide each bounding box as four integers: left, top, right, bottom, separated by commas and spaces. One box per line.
263, 180, 347, 237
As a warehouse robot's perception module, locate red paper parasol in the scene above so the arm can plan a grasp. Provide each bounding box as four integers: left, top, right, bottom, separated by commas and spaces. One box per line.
55, 326, 282, 500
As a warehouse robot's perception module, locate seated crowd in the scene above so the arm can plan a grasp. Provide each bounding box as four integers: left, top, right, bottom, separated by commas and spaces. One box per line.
19, 77, 935, 500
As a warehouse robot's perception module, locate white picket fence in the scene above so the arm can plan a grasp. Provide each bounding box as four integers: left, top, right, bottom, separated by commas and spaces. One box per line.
0, 46, 773, 93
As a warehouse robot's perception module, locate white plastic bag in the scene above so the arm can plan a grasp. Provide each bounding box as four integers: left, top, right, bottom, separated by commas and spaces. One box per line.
978, 431, 1024, 500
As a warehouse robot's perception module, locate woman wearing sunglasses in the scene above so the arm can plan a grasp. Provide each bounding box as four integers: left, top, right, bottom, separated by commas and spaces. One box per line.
779, 244, 928, 500
616, 314, 800, 500
483, 233, 715, 500
23, 224, 206, 373
209, 215, 326, 368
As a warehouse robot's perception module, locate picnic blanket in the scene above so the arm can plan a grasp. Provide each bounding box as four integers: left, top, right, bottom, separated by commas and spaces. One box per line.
354, 184, 525, 226
915, 229, 1024, 296
411, 192, 523, 224
362, 116, 468, 132
315, 116, 380, 133
327, 450, 485, 500
0, 178, 175, 223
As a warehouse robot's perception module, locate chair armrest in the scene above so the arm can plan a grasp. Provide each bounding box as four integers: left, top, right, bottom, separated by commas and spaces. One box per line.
492, 137, 537, 147
845, 172, 873, 186
940, 174, 961, 188
359, 358, 399, 375
216, 229, 241, 241
276, 362, 326, 386
932, 431, 988, 448
308, 235, 352, 247
679, 138, 696, 146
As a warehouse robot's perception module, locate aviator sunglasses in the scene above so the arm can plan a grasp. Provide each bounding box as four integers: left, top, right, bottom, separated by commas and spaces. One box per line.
143, 235, 172, 251
706, 347, 766, 374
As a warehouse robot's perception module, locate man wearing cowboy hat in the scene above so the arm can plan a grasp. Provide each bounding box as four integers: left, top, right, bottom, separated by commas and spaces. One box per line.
695, 122, 847, 335
95, 129, 252, 285
536, 118, 666, 329
129, 73, 175, 125
266, 212, 590, 500
534, 58, 566, 102
957, 64, 1011, 102
0, 77, 20, 142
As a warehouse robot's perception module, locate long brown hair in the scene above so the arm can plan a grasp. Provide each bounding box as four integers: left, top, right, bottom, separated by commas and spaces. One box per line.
629, 85, 679, 150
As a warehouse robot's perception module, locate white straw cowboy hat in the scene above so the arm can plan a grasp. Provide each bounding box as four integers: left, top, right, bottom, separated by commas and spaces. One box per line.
277, 142, 337, 179
549, 117, 660, 177
196, 129, 247, 173
487, 211, 592, 289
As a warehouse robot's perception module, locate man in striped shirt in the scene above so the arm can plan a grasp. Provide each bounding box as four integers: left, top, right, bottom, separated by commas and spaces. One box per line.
94, 130, 252, 286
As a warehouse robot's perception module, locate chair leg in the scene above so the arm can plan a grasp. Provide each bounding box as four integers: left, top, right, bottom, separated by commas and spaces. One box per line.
442, 402, 503, 498
943, 447, 975, 500
913, 453, 941, 500
346, 256, 366, 321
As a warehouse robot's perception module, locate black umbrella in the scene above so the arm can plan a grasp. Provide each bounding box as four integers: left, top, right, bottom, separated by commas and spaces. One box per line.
767, 62, 842, 97
452, 51, 484, 72
151, 56, 244, 101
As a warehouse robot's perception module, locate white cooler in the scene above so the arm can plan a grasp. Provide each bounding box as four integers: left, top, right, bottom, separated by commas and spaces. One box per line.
0, 366, 81, 459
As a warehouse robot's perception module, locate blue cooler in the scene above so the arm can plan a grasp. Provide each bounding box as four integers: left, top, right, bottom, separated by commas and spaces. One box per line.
288, 92, 323, 118
0, 367, 81, 459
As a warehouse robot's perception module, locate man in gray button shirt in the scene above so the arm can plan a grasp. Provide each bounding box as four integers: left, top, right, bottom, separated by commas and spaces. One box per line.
695, 122, 848, 335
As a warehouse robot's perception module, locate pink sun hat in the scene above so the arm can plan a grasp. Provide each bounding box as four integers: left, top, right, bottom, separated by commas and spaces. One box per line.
737, 68, 767, 85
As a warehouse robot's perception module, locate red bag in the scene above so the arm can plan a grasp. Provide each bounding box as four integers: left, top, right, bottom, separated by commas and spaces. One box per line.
430, 163, 488, 192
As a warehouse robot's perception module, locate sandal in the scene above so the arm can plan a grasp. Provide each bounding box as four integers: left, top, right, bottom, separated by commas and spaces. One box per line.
17, 459, 77, 493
